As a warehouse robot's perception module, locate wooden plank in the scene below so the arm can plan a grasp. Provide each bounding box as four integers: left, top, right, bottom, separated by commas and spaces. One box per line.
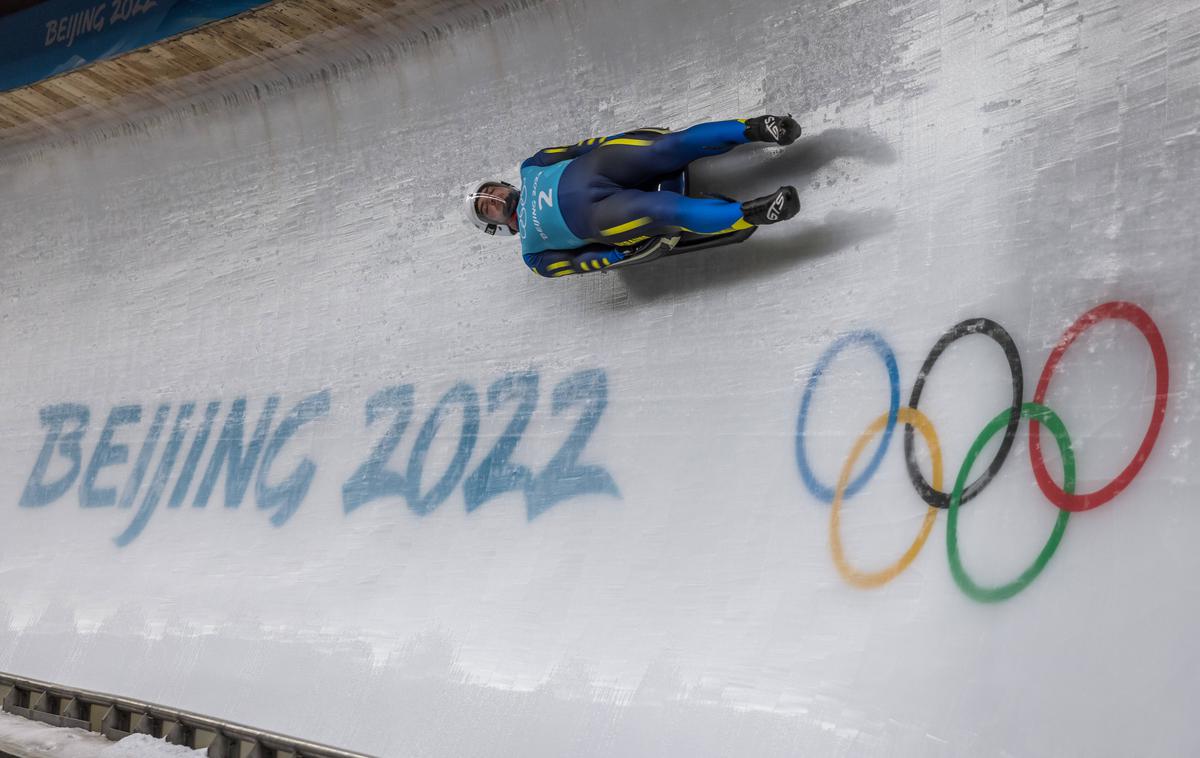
0, 0, 494, 144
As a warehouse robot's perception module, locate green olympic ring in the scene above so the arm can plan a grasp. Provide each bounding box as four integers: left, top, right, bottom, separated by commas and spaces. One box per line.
947, 402, 1074, 603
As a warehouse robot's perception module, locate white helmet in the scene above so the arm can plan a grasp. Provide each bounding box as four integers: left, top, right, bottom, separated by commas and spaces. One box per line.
464, 180, 519, 236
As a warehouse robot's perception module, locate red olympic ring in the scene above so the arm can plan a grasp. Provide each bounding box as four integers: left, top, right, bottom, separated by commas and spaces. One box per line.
1029, 301, 1169, 512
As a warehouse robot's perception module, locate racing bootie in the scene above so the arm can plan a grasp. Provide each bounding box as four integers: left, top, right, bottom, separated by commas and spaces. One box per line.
741, 186, 800, 225
744, 114, 802, 146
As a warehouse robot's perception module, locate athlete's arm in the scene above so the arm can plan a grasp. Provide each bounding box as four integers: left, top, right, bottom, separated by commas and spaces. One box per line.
524, 244, 628, 277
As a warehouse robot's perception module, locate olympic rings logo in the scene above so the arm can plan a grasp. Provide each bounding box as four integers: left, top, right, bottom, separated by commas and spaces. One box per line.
795, 301, 1170, 603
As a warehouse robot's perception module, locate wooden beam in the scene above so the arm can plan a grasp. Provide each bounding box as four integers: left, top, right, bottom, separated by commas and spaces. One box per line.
0, 0, 513, 148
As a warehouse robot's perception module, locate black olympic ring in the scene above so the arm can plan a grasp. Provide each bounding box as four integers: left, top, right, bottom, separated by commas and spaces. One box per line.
902, 318, 1024, 509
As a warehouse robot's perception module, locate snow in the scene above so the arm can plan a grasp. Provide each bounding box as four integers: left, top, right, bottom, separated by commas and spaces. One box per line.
0, 712, 202, 757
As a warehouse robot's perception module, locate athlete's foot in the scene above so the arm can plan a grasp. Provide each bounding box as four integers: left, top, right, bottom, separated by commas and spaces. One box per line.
744, 114, 802, 146
741, 186, 800, 225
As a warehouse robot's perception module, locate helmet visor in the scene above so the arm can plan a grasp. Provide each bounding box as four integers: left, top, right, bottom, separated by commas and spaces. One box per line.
472, 182, 519, 226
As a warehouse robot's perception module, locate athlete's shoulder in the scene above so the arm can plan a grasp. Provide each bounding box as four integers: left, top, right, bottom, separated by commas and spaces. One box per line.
522, 147, 571, 169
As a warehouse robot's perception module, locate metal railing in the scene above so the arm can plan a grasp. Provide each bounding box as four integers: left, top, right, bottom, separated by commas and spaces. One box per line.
0, 672, 375, 758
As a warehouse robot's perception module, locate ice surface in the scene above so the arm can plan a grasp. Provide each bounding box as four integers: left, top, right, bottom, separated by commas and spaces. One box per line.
0, 0, 1198, 756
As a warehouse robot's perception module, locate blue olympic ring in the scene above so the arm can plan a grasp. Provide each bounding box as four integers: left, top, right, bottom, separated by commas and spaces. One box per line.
795, 330, 900, 503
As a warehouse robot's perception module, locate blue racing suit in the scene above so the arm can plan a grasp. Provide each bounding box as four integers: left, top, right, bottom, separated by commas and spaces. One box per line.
517, 120, 756, 277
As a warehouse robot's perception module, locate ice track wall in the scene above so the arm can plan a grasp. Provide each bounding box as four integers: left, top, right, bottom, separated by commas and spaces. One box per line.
1, 0, 1199, 755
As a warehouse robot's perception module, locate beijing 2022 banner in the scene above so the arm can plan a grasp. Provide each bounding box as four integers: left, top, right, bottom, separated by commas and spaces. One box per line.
0, 0, 273, 93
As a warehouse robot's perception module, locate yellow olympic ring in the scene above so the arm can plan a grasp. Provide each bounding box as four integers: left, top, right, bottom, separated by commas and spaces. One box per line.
830, 407, 941, 588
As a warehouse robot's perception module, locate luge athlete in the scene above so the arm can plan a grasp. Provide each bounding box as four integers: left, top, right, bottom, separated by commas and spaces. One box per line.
464, 115, 802, 277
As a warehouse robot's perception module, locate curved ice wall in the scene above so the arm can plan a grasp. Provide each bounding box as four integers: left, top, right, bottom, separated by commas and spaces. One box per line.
1, 0, 1198, 755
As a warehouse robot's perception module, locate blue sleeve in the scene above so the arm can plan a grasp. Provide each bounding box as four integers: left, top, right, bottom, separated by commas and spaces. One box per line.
524, 244, 629, 277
